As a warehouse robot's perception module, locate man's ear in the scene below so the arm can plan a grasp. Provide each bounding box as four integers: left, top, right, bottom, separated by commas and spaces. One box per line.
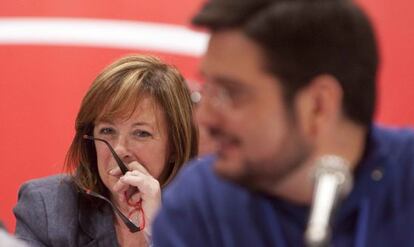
294, 74, 343, 139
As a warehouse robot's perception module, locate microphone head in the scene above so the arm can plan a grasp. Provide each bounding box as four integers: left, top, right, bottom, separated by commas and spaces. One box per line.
305, 155, 354, 247
313, 155, 353, 197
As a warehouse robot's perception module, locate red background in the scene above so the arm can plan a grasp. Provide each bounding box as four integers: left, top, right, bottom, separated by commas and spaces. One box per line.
0, 0, 413, 232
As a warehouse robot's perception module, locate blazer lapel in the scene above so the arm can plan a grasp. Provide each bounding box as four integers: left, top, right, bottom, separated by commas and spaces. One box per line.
78, 194, 119, 246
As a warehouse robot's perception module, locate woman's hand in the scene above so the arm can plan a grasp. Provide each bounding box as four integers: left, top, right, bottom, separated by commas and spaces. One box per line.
111, 161, 161, 241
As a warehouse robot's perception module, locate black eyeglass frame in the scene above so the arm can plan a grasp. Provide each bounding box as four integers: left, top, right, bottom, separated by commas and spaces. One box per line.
82, 135, 142, 233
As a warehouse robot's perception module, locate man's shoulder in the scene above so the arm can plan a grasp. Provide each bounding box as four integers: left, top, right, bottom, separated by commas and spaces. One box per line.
374, 125, 414, 150
175, 155, 217, 184
164, 155, 221, 198
163, 155, 248, 207
370, 125, 414, 211
373, 125, 414, 171
154, 156, 256, 246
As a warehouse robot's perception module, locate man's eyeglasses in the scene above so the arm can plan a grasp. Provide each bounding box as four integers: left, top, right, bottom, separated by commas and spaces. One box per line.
191, 82, 247, 112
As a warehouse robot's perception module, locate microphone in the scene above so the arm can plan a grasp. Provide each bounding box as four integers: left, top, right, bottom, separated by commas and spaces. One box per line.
305, 155, 353, 247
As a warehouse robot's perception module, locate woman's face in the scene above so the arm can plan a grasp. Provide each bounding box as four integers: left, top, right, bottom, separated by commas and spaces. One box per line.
93, 96, 169, 197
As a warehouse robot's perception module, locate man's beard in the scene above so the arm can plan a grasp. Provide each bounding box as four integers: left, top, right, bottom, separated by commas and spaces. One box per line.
215, 131, 312, 193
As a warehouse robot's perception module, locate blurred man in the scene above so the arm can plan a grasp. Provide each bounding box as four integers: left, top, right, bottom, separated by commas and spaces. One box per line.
153, 0, 414, 246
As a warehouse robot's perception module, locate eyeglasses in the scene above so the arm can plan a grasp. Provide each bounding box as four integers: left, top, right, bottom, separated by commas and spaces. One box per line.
83, 135, 129, 174
191, 82, 246, 113
81, 188, 143, 232
82, 135, 145, 233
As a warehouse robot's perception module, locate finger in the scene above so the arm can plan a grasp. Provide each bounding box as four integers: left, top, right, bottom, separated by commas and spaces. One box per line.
125, 186, 139, 199
120, 171, 147, 188
112, 176, 141, 203
108, 166, 122, 176
112, 178, 130, 193
127, 161, 151, 176
127, 191, 142, 205
121, 172, 160, 197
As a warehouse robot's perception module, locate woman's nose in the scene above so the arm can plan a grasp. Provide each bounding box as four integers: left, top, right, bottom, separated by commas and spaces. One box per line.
113, 136, 134, 164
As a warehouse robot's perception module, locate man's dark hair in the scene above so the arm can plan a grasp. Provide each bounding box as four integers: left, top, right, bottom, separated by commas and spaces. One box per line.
193, 0, 379, 126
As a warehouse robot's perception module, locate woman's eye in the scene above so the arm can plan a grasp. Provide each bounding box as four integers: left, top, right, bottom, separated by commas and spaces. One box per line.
99, 127, 114, 135
134, 130, 152, 138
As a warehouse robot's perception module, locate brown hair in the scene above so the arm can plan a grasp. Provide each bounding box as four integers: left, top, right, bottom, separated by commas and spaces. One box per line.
65, 55, 198, 196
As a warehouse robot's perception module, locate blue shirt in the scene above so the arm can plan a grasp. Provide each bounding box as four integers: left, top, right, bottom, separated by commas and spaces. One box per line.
153, 126, 414, 246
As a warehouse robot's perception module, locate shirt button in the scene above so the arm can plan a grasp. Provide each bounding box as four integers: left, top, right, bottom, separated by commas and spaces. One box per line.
371, 168, 383, 181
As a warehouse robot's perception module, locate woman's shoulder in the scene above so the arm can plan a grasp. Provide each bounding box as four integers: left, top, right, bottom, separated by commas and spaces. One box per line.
18, 174, 78, 205
14, 175, 96, 245
20, 174, 74, 192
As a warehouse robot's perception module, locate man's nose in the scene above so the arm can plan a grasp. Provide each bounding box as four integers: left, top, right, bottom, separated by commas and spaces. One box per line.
195, 97, 224, 132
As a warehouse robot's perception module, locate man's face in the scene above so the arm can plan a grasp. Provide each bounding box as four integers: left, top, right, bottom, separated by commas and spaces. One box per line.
198, 30, 312, 190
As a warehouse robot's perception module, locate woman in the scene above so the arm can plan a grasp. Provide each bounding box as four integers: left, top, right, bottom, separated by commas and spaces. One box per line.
14, 55, 198, 246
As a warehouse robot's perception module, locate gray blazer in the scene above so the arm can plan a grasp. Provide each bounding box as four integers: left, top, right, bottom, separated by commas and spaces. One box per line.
14, 175, 119, 246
